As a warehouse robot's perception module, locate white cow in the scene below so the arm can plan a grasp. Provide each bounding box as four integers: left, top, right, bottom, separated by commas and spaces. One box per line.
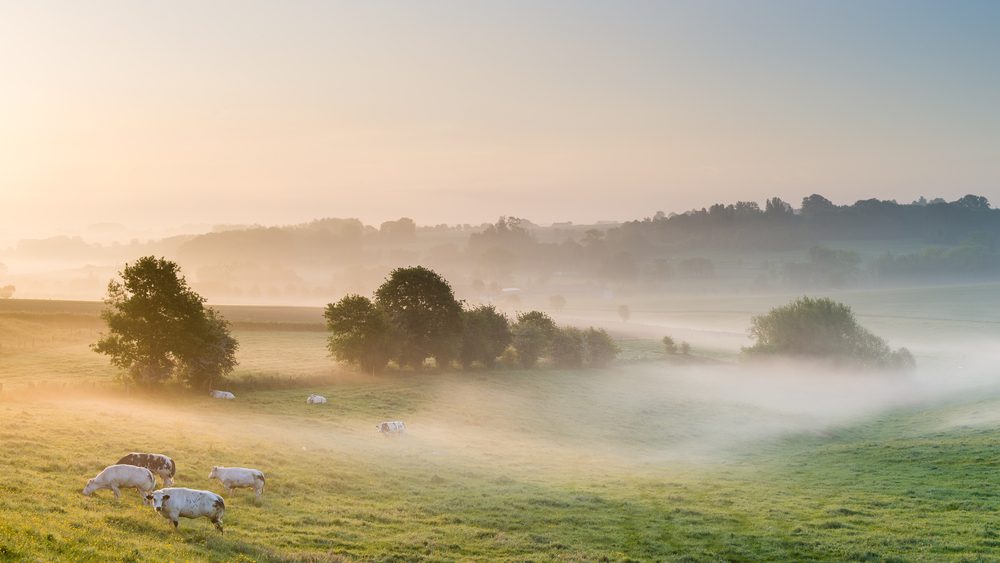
210, 390, 235, 400
115, 452, 176, 487
208, 466, 265, 498
83, 464, 156, 504
306, 393, 327, 404
376, 421, 406, 436
147, 488, 225, 532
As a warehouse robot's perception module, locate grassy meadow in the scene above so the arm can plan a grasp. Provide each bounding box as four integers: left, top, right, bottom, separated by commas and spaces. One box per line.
2, 288, 1000, 561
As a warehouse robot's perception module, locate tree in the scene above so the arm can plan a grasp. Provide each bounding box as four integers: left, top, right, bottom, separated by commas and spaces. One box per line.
0, 285, 14, 299
176, 308, 239, 390
765, 197, 793, 216
583, 327, 619, 367
953, 194, 990, 210
379, 217, 417, 240
325, 294, 393, 374
92, 256, 238, 388
550, 327, 584, 368
375, 266, 463, 368
783, 246, 861, 288
743, 296, 914, 369
801, 194, 837, 218
511, 310, 557, 368
459, 305, 512, 368
679, 341, 691, 355
662, 336, 677, 354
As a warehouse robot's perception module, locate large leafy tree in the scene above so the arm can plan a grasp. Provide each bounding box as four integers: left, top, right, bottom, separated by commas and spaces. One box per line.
459, 305, 511, 369
324, 294, 394, 374
374, 266, 463, 368
744, 296, 914, 369
511, 310, 557, 368
92, 256, 238, 388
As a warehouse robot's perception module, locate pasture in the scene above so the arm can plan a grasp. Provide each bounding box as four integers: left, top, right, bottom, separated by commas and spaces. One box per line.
2, 290, 1000, 561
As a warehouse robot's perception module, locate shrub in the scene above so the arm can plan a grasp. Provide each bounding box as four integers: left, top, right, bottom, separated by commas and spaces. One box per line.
550, 327, 584, 369
744, 296, 914, 369
583, 328, 619, 367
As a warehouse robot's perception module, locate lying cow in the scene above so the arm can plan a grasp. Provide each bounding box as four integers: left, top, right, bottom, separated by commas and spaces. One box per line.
376, 421, 406, 436
208, 466, 265, 498
83, 464, 156, 504
115, 452, 176, 487
306, 393, 327, 404
210, 390, 235, 400
147, 488, 225, 532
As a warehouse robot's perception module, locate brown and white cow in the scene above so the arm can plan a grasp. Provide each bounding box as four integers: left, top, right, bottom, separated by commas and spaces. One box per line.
376, 421, 406, 436
115, 452, 176, 487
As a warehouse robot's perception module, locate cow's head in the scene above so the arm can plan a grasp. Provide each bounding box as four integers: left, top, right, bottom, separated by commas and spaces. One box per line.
208, 466, 221, 479
164, 476, 174, 487
82, 479, 97, 496
376, 424, 383, 432
146, 490, 170, 511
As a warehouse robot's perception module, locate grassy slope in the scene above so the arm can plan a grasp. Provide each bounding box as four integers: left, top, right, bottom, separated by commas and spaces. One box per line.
2, 296, 1000, 560
3, 380, 1000, 561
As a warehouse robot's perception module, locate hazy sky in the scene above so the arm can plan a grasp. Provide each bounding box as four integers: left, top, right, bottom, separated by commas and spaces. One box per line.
2, 0, 998, 240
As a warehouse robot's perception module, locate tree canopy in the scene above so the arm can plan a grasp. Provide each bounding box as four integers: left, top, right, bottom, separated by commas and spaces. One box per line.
324, 294, 394, 374
459, 305, 512, 368
511, 311, 558, 369
375, 266, 463, 368
743, 296, 914, 369
324, 266, 619, 373
92, 256, 239, 388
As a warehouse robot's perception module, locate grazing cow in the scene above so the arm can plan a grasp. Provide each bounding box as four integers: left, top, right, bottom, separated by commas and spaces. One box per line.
376, 421, 406, 436
210, 390, 235, 400
208, 466, 265, 498
306, 393, 327, 404
115, 452, 176, 487
83, 464, 156, 504
147, 488, 225, 532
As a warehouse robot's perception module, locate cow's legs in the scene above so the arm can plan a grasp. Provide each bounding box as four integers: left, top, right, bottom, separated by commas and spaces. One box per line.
111, 485, 121, 501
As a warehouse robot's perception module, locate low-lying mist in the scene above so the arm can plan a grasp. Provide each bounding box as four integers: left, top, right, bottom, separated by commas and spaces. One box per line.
6, 330, 999, 483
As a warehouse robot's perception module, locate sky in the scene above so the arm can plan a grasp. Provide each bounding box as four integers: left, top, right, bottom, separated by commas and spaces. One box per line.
1, 0, 998, 241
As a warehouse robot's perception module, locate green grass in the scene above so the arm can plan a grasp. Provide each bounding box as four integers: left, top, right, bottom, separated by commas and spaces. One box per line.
4, 377, 1000, 561
3, 296, 1000, 560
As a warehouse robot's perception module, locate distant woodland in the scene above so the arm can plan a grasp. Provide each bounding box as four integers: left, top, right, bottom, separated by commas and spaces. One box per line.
5, 194, 1000, 303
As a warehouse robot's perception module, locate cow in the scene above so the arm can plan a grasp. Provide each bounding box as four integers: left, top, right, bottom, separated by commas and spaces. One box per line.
147, 488, 225, 532
208, 466, 265, 498
115, 452, 176, 487
83, 464, 156, 504
306, 393, 327, 404
210, 390, 235, 400
376, 421, 406, 436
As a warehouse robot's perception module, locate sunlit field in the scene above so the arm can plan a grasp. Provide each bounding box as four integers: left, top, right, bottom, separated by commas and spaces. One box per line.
3, 287, 1000, 560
